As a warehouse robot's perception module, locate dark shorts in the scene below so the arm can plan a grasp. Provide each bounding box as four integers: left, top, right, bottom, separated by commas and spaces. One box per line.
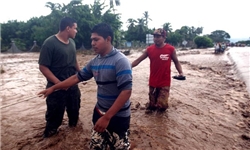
89, 107, 130, 150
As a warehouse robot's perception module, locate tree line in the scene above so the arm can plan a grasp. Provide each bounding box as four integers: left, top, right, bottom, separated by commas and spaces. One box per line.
1, 0, 234, 52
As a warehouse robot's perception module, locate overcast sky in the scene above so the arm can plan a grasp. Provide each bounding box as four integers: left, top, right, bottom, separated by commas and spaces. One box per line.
0, 0, 249, 39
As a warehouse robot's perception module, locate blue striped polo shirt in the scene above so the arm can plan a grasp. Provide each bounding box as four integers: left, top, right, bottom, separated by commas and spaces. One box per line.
77, 48, 132, 117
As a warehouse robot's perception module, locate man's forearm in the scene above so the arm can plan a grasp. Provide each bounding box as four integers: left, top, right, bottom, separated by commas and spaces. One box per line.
76, 62, 80, 72
131, 61, 139, 68
39, 65, 60, 84
131, 51, 148, 68
52, 75, 80, 90
176, 63, 183, 75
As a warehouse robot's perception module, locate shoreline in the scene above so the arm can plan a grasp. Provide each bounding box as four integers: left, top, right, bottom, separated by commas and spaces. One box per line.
226, 47, 250, 94
175, 47, 250, 94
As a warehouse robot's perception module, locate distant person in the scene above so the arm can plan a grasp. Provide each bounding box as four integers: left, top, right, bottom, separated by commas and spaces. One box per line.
38, 23, 132, 149
215, 43, 219, 49
219, 43, 222, 50
214, 43, 217, 49
221, 42, 226, 50
38, 17, 81, 138
131, 28, 184, 113
215, 43, 221, 53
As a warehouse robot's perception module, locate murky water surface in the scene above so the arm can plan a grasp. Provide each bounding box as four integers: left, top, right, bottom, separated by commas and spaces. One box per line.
1, 49, 250, 150
227, 47, 250, 93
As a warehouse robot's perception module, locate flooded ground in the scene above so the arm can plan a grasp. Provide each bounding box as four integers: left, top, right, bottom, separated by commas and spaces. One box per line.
1, 48, 250, 150
227, 47, 250, 93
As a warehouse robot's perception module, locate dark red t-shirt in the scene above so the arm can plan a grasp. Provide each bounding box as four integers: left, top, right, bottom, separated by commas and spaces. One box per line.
147, 44, 174, 87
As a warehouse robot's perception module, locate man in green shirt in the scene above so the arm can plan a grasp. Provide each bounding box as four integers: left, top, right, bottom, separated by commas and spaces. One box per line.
38, 17, 81, 138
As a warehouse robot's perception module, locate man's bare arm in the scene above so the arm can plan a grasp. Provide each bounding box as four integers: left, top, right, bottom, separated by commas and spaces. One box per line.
39, 65, 60, 84
171, 50, 183, 75
38, 74, 80, 98
131, 50, 148, 68
75, 59, 80, 72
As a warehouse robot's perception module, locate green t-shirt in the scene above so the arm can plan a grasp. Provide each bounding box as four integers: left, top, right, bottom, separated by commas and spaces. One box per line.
38, 35, 77, 87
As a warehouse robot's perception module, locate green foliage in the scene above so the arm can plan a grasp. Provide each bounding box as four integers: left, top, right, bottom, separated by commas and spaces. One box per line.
166, 32, 182, 46
194, 36, 213, 48
13, 39, 27, 51
208, 30, 230, 43
237, 40, 250, 45
175, 26, 203, 41
163, 22, 172, 33
109, 0, 120, 8
124, 11, 153, 43
101, 9, 122, 47
143, 11, 152, 27
1, 0, 123, 50
0, 0, 233, 51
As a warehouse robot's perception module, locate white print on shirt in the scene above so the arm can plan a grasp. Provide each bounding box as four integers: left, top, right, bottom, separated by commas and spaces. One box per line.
159, 54, 169, 60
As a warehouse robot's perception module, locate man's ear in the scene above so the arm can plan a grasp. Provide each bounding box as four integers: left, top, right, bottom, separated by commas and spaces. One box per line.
106, 36, 112, 43
66, 26, 70, 32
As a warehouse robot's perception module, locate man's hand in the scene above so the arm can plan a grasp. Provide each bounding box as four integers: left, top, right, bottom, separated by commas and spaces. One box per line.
37, 87, 55, 98
94, 116, 110, 132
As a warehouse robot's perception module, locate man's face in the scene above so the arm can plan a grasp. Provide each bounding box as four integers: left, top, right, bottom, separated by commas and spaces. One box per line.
153, 34, 165, 46
91, 33, 109, 55
68, 23, 78, 38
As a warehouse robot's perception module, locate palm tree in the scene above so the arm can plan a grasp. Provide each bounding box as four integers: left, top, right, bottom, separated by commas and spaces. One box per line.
142, 11, 152, 27
137, 18, 145, 32
179, 26, 189, 40
136, 18, 146, 40
195, 27, 203, 35
126, 18, 137, 28
163, 22, 173, 33
45, 2, 63, 27
109, 0, 120, 7
45, 2, 62, 11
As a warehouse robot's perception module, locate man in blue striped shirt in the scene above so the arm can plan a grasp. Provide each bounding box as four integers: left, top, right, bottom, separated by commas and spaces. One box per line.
38, 23, 132, 150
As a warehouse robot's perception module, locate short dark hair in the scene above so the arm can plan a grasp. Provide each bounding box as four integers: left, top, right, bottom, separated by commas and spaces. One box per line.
59, 17, 76, 31
91, 23, 114, 44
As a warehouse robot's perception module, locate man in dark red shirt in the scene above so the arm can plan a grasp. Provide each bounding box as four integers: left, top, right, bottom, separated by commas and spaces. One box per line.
132, 28, 184, 113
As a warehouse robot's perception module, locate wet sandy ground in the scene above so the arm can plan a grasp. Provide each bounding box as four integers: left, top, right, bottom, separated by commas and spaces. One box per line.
1, 49, 250, 150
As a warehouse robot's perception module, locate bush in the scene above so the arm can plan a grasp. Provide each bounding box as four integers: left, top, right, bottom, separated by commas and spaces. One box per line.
194, 36, 214, 48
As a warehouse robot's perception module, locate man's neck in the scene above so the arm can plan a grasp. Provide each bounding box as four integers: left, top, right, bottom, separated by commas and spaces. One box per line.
100, 45, 113, 57
56, 32, 69, 44
155, 43, 166, 48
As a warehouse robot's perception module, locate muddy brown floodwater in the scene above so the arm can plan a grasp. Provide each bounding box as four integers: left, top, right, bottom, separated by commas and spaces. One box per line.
1, 48, 250, 150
